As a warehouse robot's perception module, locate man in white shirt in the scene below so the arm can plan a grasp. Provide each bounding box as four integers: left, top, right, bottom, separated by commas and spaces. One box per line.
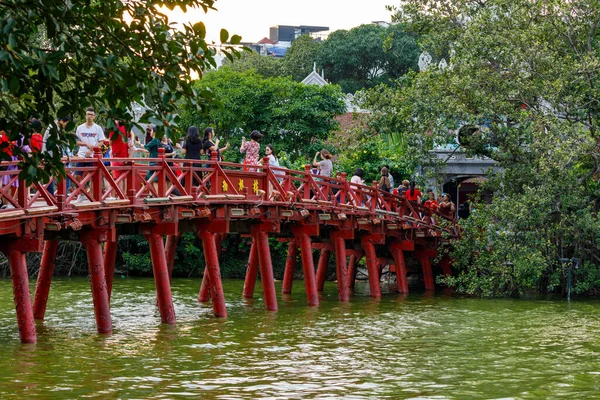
73, 107, 104, 201
75, 107, 105, 160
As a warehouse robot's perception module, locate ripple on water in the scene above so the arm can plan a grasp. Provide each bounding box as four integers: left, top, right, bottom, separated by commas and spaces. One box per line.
1, 279, 600, 398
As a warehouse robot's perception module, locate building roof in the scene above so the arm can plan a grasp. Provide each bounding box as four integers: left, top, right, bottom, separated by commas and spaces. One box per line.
258, 37, 275, 44
301, 63, 328, 86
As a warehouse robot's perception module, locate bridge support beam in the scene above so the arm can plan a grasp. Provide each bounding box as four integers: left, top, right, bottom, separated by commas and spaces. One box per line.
391, 241, 413, 294
165, 234, 180, 280
252, 228, 278, 312
347, 254, 357, 290
416, 248, 438, 291
292, 226, 319, 307
198, 270, 211, 302
361, 235, 385, 298
80, 230, 113, 334
8, 248, 36, 343
439, 256, 452, 277
331, 232, 349, 302
144, 231, 176, 324
33, 239, 59, 320
281, 241, 297, 295
316, 246, 331, 292
242, 240, 259, 299
199, 230, 227, 318
103, 239, 118, 302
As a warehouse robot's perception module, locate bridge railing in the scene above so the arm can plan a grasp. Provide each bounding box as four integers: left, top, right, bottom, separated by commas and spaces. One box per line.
0, 148, 455, 225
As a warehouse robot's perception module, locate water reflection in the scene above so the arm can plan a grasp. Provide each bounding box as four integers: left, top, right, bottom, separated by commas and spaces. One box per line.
1, 278, 600, 398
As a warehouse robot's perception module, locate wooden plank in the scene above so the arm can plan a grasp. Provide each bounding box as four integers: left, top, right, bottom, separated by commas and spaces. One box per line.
25, 206, 59, 215
71, 201, 102, 209
0, 209, 26, 219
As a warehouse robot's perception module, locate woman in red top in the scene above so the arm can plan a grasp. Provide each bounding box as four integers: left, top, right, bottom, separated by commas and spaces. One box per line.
423, 191, 439, 211
29, 118, 43, 152
405, 181, 422, 203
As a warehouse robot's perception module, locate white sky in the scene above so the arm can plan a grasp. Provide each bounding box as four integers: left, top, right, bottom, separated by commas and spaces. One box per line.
163, 0, 399, 43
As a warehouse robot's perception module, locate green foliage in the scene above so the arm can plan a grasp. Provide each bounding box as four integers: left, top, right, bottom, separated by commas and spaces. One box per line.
0, 0, 240, 184
181, 68, 346, 162
282, 35, 322, 82
317, 24, 419, 93
334, 125, 412, 184
222, 51, 285, 78
376, 0, 600, 296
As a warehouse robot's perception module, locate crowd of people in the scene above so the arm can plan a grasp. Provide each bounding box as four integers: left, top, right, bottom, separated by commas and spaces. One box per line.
0, 107, 461, 218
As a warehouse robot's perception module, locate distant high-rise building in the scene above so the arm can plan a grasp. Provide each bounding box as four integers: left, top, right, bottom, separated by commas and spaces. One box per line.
269, 25, 329, 43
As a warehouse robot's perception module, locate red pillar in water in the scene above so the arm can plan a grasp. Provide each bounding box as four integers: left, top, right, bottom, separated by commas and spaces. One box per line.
103, 239, 118, 302
198, 271, 211, 302
390, 243, 409, 294
281, 240, 297, 295
361, 236, 382, 298
199, 230, 227, 318
416, 249, 435, 291
252, 228, 278, 311
8, 249, 36, 343
347, 254, 357, 290
315, 246, 331, 292
440, 256, 453, 277
33, 239, 59, 320
242, 240, 259, 299
331, 232, 349, 302
293, 228, 319, 306
165, 234, 179, 280
80, 230, 113, 334
145, 231, 176, 324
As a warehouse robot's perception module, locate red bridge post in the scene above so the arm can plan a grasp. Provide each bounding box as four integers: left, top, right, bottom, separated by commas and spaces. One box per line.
439, 256, 453, 277
252, 227, 278, 311
292, 226, 319, 307
199, 229, 227, 318
198, 271, 211, 302
331, 231, 350, 302
316, 246, 331, 292
144, 229, 176, 324
165, 234, 180, 280
281, 240, 297, 295
347, 254, 357, 291
390, 242, 412, 294
6, 247, 36, 343
361, 235, 385, 298
80, 230, 113, 334
33, 239, 59, 319
415, 248, 438, 291
242, 240, 259, 299
103, 239, 118, 303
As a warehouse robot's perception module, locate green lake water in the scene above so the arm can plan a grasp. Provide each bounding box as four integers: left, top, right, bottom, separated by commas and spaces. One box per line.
1, 277, 600, 399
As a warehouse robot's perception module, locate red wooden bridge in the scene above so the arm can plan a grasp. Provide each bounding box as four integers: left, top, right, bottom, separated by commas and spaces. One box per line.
0, 148, 457, 343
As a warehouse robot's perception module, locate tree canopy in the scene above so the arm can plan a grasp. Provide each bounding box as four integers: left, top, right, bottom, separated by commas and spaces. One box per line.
0, 0, 240, 183
367, 0, 600, 296
181, 68, 346, 162
317, 24, 419, 93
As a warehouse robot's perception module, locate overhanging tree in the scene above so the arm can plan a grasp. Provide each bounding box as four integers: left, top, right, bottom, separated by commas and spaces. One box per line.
0, 0, 240, 183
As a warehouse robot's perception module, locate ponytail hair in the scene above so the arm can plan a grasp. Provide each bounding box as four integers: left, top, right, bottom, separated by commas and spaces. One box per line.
409, 181, 416, 197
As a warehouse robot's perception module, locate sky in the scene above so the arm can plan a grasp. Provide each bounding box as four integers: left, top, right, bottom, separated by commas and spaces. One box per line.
162, 0, 399, 44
